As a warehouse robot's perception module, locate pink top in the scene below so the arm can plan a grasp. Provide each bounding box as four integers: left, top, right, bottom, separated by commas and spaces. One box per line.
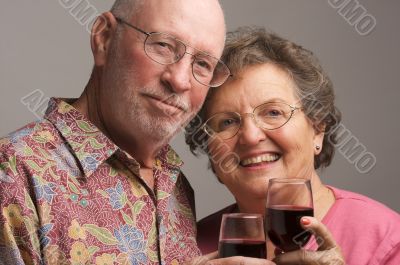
197, 186, 400, 265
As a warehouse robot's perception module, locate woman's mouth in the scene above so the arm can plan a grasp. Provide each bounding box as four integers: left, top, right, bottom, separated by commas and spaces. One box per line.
240, 153, 281, 167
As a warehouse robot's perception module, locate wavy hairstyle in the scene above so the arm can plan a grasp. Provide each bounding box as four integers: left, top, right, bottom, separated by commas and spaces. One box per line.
185, 27, 342, 169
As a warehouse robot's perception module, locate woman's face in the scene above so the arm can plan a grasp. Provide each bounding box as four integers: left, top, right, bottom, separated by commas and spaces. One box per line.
205, 64, 324, 211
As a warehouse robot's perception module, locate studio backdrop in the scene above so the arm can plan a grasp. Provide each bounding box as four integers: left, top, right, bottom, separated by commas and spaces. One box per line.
1, 0, 399, 218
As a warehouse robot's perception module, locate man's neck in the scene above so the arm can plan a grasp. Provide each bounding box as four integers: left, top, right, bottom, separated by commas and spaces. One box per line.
72, 72, 165, 170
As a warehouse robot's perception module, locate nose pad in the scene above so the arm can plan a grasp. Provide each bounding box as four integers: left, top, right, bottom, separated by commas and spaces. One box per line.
243, 113, 259, 125
242, 113, 263, 129
238, 113, 267, 145
162, 54, 193, 93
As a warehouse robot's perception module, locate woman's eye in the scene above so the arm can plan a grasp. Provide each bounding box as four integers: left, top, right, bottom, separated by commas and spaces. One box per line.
259, 107, 282, 116
219, 119, 238, 130
267, 109, 283, 116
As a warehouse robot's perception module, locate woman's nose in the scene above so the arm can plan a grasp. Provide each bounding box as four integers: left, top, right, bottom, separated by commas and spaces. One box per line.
237, 114, 267, 145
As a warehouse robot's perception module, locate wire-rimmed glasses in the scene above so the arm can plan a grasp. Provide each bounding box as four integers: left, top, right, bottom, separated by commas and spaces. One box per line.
202, 101, 301, 140
115, 17, 231, 87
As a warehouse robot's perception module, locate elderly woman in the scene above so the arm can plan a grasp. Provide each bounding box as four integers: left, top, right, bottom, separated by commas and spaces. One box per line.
185, 27, 400, 264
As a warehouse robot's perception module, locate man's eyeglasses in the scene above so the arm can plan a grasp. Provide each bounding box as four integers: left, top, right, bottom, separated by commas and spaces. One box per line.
202, 101, 301, 140
115, 17, 231, 87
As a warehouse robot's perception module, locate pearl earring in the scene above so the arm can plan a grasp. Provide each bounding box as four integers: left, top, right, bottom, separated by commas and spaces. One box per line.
316, 145, 321, 150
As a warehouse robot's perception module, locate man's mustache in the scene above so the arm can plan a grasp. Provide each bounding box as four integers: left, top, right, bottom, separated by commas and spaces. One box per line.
139, 87, 191, 113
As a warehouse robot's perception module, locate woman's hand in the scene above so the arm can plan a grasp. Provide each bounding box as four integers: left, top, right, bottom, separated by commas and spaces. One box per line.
185, 251, 276, 265
273, 216, 345, 265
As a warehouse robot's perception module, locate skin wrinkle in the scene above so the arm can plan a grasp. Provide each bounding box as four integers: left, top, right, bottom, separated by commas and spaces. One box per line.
272, 216, 345, 264
73, 0, 226, 174
205, 64, 325, 214
202, 64, 340, 262
99, 11, 199, 146
187, 28, 348, 265
186, 28, 341, 171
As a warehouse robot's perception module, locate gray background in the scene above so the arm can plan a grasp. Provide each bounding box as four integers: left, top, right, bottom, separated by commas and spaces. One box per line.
1, 1, 399, 219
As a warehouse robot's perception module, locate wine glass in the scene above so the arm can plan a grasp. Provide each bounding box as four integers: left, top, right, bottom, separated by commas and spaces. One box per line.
219, 213, 266, 258
265, 178, 314, 252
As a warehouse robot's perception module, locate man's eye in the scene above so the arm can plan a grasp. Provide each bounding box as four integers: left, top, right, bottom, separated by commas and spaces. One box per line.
153, 41, 173, 50
195, 60, 213, 71
148, 39, 176, 55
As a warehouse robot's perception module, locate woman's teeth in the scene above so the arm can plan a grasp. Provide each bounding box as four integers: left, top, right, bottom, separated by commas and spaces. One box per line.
241, 154, 280, 166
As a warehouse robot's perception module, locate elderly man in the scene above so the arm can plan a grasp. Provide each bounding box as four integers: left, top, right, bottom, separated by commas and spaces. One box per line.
0, 0, 228, 263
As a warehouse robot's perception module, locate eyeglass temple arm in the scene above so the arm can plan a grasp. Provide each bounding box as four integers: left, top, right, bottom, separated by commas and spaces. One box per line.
114, 17, 150, 36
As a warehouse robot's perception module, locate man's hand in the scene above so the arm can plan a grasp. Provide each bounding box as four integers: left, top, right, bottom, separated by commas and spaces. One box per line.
273, 217, 345, 265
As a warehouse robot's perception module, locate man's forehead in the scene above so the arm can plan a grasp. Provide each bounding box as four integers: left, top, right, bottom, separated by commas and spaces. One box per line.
131, 0, 225, 57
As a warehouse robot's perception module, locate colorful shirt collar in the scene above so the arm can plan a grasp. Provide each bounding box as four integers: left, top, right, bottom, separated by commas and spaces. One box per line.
44, 98, 183, 178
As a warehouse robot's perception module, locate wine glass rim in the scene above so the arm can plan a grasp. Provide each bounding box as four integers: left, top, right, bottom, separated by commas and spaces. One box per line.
269, 178, 310, 184
222, 213, 263, 219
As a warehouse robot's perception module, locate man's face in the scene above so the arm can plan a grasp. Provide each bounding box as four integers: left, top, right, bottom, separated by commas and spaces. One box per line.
100, 0, 226, 146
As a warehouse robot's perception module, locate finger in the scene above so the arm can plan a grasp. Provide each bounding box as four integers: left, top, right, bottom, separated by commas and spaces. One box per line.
273, 249, 315, 265
205, 251, 219, 260
206, 256, 276, 265
184, 251, 218, 265
300, 216, 336, 250
273, 248, 344, 265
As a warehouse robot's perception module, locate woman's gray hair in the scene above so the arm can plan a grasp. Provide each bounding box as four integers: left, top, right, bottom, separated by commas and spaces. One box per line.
185, 26, 342, 169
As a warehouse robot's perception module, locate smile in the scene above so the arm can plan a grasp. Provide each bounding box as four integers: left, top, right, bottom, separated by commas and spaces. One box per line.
240, 153, 280, 166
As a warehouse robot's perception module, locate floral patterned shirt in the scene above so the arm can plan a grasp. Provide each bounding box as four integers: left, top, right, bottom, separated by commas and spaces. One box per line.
0, 98, 200, 265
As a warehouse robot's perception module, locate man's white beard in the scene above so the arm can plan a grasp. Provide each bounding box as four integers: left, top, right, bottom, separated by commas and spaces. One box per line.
104, 39, 196, 144
128, 92, 191, 142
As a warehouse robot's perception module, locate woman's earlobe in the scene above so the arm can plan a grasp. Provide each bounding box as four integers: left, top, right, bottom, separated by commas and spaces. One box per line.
314, 142, 323, 155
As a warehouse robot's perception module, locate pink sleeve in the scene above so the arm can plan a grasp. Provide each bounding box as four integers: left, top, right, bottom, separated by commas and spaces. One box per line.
371, 242, 400, 265
323, 186, 400, 265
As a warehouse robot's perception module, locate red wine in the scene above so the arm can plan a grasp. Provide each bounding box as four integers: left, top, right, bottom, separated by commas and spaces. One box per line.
218, 239, 266, 258
266, 205, 314, 252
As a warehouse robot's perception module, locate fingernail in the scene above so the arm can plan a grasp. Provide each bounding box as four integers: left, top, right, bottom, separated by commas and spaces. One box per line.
301, 217, 311, 226
274, 247, 284, 256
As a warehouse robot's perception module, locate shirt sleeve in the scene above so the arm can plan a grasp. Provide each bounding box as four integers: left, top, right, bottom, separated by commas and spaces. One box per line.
0, 152, 42, 265
371, 240, 400, 265
383, 244, 400, 265
366, 209, 400, 265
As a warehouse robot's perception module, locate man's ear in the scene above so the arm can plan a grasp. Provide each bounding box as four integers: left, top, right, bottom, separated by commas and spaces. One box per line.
91, 12, 118, 67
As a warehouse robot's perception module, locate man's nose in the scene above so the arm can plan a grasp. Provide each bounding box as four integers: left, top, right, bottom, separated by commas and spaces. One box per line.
161, 54, 193, 93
